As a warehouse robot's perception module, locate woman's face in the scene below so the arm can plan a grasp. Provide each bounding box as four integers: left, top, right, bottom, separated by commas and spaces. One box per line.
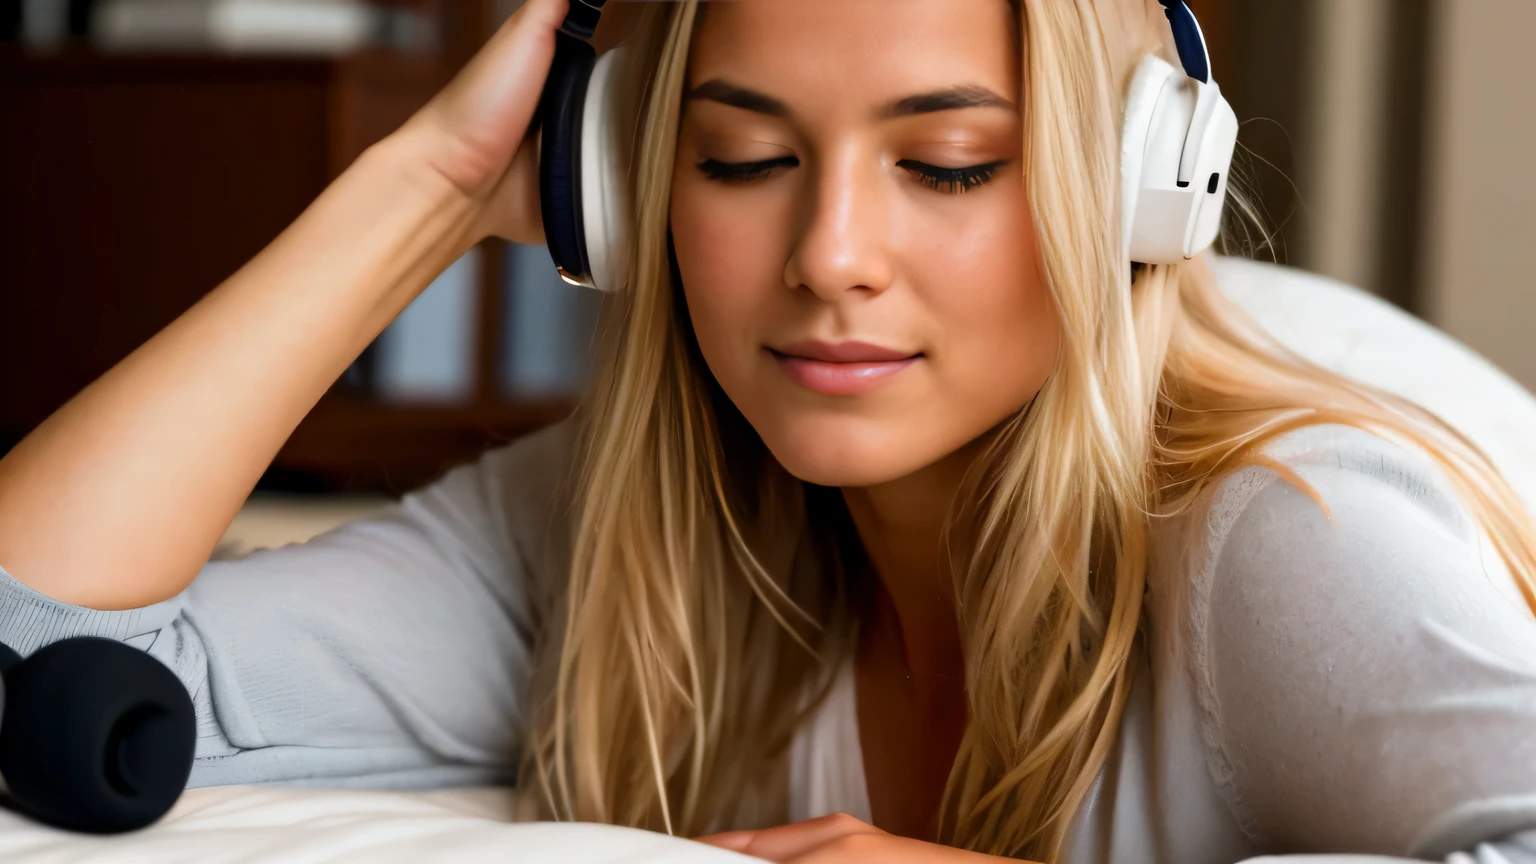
671, 0, 1057, 488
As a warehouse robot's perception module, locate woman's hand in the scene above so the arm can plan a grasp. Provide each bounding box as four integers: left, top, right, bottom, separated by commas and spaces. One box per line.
695, 813, 1022, 864
395, 0, 644, 246
394, 0, 569, 246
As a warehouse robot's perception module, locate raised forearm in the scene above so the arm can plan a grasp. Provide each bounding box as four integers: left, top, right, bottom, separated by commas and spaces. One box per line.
0, 128, 481, 611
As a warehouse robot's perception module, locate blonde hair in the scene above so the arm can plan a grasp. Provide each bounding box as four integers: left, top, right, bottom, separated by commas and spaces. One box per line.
521, 1, 1536, 860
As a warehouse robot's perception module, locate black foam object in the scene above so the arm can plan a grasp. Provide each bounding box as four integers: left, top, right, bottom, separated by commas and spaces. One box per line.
0, 637, 195, 833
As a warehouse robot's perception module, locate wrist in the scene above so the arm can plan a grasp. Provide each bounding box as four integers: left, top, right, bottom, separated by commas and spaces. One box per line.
299, 125, 492, 324
226, 123, 491, 346
362, 126, 490, 257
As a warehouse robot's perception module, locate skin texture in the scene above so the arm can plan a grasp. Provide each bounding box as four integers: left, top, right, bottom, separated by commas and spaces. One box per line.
697, 812, 1008, 864
671, 0, 1058, 851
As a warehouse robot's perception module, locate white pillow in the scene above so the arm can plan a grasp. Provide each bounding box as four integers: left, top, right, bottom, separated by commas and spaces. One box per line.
1211, 255, 1536, 513
0, 785, 759, 863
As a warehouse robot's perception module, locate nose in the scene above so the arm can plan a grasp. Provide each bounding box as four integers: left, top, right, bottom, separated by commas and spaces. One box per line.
781, 148, 896, 302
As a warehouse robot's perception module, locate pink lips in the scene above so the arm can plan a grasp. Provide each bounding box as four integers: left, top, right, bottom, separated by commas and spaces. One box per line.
768, 339, 922, 396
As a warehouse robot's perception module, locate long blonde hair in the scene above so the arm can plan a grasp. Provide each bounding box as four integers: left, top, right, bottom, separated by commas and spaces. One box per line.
520, 1, 1536, 860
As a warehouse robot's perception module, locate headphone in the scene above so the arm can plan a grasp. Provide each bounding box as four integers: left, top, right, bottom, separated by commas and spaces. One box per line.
0, 636, 195, 833
536, 0, 1239, 292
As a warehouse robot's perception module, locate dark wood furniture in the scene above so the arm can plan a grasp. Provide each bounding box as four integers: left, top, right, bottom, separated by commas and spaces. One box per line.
0, 1, 575, 494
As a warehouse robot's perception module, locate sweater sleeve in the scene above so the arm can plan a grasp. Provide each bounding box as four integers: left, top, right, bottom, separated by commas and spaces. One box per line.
1189, 425, 1536, 863
0, 420, 575, 791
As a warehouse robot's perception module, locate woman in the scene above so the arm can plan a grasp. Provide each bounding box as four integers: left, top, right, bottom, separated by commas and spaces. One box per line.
0, 0, 1532, 861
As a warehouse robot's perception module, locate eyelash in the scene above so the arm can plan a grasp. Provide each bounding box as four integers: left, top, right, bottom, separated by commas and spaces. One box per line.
696, 156, 1008, 194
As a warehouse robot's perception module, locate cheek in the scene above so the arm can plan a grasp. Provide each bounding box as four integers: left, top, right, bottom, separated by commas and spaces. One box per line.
921, 198, 1057, 413
669, 178, 782, 383
886, 179, 1056, 464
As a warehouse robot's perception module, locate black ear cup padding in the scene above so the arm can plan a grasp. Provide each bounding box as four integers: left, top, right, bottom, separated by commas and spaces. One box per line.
0, 642, 21, 673
539, 29, 598, 287
0, 637, 195, 833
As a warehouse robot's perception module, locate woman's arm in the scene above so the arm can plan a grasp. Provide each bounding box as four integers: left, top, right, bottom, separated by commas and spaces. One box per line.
0, 0, 569, 612
0, 134, 476, 612
0, 419, 577, 789
1192, 424, 1536, 862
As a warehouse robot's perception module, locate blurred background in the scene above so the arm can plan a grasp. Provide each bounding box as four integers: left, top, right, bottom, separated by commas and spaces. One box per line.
0, 0, 1532, 546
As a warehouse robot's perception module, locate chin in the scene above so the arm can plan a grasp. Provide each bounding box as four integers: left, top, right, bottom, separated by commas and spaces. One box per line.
750, 411, 932, 489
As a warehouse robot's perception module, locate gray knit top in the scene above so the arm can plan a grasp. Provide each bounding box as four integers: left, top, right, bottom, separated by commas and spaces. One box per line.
2, 417, 1534, 864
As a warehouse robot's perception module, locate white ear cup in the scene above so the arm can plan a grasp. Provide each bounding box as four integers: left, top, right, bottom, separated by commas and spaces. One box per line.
1121, 53, 1238, 264
578, 46, 1235, 286
579, 46, 634, 293
1120, 54, 1174, 262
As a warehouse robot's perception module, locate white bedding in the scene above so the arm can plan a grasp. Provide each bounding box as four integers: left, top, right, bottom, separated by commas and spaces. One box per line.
0, 786, 759, 863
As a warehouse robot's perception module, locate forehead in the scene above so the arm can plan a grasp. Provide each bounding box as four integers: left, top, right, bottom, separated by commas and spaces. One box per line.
687, 0, 1020, 111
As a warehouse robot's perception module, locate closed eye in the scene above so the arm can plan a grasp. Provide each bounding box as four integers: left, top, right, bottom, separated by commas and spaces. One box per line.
897, 159, 1010, 194
696, 156, 797, 184
695, 157, 1010, 194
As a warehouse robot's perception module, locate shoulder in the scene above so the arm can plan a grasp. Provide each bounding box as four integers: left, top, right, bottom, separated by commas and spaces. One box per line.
1181, 422, 1517, 640
468, 415, 582, 517
1151, 422, 1536, 850
1177, 422, 1517, 699
398, 416, 581, 600
1150, 423, 1487, 634
1165, 422, 1536, 688
400, 416, 578, 528
1153, 422, 1505, 629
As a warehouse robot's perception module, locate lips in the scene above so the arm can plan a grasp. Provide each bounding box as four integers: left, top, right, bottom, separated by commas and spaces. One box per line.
767, 340, 922, 396
773, 339, 917, 363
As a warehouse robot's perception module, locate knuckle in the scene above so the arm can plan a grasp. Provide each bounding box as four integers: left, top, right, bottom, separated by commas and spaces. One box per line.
824, 832, 882, 855
826, 811, 863, 828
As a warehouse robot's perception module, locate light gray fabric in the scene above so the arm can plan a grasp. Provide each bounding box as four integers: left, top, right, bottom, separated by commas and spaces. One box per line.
0, 418, 578, 791
779, 421, 1536, 864
1056, 421, 1536, 864
0, 257, 1534, 863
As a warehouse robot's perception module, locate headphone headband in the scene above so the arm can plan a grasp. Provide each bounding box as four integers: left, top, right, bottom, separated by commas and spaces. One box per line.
557, 1, 1210, 76
560, 0, 608, 40
1156, 0, 1211, 84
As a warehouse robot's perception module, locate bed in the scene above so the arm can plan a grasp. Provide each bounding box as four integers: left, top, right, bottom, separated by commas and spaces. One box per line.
0, 785, 754, 862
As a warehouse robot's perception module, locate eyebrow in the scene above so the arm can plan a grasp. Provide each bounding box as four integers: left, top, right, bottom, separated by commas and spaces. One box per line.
681, 79, 1016, 121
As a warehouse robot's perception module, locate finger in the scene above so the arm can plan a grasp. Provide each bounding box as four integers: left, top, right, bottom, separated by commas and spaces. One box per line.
473, 117, 545, 244
702, 813, 885, 863
487, 0, 570, 46
420, 0, 569, 196
694, 830, 756, 852
785, 835, 1002, 864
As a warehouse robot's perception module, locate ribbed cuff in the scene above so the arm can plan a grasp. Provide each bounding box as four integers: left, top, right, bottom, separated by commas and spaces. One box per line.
0, 563, 184, 656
